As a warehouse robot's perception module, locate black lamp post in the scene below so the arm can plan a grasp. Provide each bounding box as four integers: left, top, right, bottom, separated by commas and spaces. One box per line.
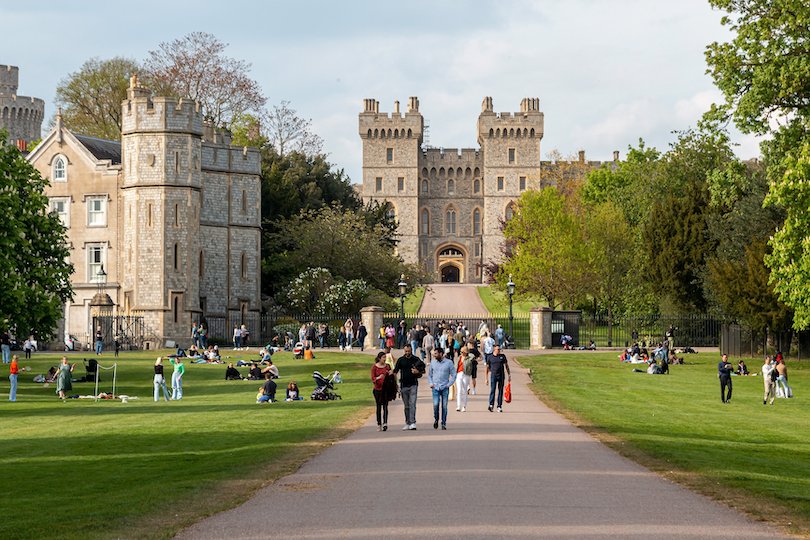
398, 274, 407, 322
507, 274, 515, 346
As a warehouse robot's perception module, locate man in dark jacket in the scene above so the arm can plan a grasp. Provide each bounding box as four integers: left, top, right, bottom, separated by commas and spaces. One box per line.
394, 345, 425, 430
718, 354, 733, 403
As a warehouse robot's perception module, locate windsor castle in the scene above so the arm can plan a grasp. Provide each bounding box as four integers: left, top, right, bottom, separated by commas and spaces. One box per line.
360, 96, 617, 283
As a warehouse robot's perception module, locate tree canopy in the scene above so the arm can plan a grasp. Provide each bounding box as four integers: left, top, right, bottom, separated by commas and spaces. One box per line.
0, 132, 74, 338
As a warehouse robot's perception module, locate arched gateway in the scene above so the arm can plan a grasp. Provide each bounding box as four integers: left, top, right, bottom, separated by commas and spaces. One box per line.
437, 246, 465, 283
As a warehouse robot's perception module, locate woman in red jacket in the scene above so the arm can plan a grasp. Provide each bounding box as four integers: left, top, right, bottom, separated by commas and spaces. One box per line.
371, 351, 391, 431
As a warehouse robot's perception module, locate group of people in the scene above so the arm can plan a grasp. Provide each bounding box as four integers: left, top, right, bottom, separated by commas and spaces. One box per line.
369, 335, 512, 432
718, 353, 793, 405
152, 356, 185, 401
231, 324, 251, 350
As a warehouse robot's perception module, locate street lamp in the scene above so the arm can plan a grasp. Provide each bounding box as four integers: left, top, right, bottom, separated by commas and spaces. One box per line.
398, 274, 407, 323
507, 274, 515, 347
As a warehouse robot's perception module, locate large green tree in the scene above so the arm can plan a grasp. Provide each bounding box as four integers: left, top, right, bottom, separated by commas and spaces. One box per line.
54, 57, 139, 140
706, 0, 810, 329
0, 132, 74, 338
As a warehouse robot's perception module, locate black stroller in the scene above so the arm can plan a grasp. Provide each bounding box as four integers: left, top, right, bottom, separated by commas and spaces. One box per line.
311, 370, 342, 400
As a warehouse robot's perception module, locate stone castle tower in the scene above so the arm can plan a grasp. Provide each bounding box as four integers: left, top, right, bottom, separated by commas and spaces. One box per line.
360, 96, 608, 284
0, 65, 44, 147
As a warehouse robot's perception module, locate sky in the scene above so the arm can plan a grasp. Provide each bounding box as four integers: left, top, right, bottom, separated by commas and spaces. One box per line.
1, 0, 759, 182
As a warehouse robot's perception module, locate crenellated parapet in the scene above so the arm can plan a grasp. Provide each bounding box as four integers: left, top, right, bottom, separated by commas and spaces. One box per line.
359, 97, 423, 141
0, 65, 45, 145
477, 96, 544, 142
121, 76, 203, 136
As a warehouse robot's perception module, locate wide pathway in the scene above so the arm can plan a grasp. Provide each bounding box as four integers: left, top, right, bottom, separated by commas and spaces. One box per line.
418, 283, 488, 315
176, 355, 782, 539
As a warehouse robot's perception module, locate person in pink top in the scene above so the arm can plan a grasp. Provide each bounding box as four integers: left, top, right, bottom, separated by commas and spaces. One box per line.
371, 351, 391, 431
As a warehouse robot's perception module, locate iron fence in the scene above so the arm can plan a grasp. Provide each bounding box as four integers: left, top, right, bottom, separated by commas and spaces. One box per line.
381, 312, 531, 349
579, 314, 724, 348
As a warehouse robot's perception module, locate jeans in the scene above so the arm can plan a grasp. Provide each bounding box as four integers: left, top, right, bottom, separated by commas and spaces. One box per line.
346, 333, 354, 350
171, 372, 183, 400
318, 336, 326, 348
720, 375, 732, 402
400, 384, 418, 425
489, 373, 505, 408
257, 394, 274, 403
411, 340, 419, 355
9, 373, 17, 401
95, 340, 103, 355
154, 374, 170, 401
432, 386, 449, 425
1, 344, 10, 364
776, 375, 791, 397
455, 373, 470, 409
373, 388, 388, 426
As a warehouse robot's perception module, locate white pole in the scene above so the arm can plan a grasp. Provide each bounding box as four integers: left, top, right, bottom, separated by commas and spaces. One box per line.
112, 363, 117, 399
94, 364, 100, 402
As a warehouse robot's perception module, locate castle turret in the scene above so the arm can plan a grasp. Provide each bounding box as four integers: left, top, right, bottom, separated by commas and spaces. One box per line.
359, 97, 423, 265
0, 65, 45, 147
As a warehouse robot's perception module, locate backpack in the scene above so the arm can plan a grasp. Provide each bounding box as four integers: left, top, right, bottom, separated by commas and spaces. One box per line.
463, 356, 474, 376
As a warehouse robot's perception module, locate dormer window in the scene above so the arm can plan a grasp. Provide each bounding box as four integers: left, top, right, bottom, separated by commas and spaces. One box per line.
53, 156, 67, 182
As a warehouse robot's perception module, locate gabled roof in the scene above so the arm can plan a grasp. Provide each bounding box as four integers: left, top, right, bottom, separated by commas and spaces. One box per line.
74, 134, 121, 165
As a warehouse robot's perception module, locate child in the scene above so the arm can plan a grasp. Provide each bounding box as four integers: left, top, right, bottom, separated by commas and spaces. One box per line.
286, 381, 301, 401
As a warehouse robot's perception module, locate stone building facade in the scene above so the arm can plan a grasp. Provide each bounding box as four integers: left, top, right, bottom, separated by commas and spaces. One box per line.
360, 96, 613, 283
0, 65, 44, 148
27, 78, 261, 347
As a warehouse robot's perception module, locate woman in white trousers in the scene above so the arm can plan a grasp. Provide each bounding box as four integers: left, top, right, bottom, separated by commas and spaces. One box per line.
455, 347, 471, 412
153, 357, 170, 401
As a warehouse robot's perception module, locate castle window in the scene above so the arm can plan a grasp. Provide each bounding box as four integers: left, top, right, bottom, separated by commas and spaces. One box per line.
474, 179, 480, 193
397, 177, 404, 191
173, 296, 180, 324
445, 207, 456, 234
505, 203, 516, 222
147, 203, 153, 227
386, 148, 393, 163
49, 197, 70, 228
175, 151, 180, 173
240, 252, 247, 279
473, 209, 481, 236
385, 204, 396, 221
497, 177, 504, 191
87, 243, 105, 283
421, 209, 429, 234
509, 148, 515, 164
475, 242, 481, 257
241, 189, 247, 214
520, 176, 526, 191
447, 179, 455, 195
174, 203, 179, 227
375, 177, 382, 192
53, 156, 67, 182
421, 179, 429, 193
173, 244, 179, 271
199, 251, 204, 278
87, 197, 107, 227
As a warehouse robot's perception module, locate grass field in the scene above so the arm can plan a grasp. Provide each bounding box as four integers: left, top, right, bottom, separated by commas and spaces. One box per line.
519, 351, 810, 537
0, 349, 374, 539
403, 286, 426, 313
477, 285, 543, 314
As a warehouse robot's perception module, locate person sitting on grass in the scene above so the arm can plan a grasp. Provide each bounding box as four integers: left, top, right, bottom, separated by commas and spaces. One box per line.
248, 362, 263, 380
257, 372, 277, 403
286, 381, 302, 401
187, 344, 201, 358
262, 360, 279, 379
225, 362, 243, 380
736, 360, 749, 376
45, 365, 58, 383
259, 347, 273, 364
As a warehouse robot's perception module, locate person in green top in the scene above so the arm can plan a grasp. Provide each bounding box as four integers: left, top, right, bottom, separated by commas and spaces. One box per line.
170, 357, 185, 400
56, 356, 75, 400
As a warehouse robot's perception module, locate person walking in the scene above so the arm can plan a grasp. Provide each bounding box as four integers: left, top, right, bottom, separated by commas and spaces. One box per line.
718, 354, 733, 403
9, 354, 19, 401
466, 338, 481, 395
495, 324, 505, 349
393, 345, 424, 430
422, 330, 435, 364
233, 325, 241, 350
1, 329, 11, 364
23, 336, 35, 359
481, 331, 495, 364
170, 357, 185, 400
338, 326, 347, 351
153, 357, 170, 402
762, 356, 776, 405
371, 351, 391, 431
775, 359, 792, 398
191, 321, 200, 349
55, 357, 75, 400
344, 318, 354, 352
429, 348, 456, 430
486, 345, 511, 412
94, 326, 104, 355
357, 322, 368, 352
199, 323, 208, 349
455, 347, 473, 412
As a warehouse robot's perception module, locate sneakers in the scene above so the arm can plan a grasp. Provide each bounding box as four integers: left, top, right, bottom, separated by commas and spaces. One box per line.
377, 425, 382, 432
456, 407, 460, 412
382, 424, 388, 431
488, 405, 493, 412
461, 407, 466, 412
441, 424, 447, 430
402, 424, 410, 431
409, 423, 417, 430
433, 420, 439, 429
497, 407, 503, 413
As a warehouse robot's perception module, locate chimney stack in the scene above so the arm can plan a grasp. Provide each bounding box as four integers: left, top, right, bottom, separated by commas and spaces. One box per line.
613, 150, 620, 162
394, 100, 400, 114
578, 150, 585, 163
16, 139, 26, 152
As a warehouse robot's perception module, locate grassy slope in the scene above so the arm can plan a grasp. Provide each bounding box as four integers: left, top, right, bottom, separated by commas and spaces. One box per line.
519, 352, 810, 537
403, 286, 426, 313
0, 350, 373, 539
477, 285, 542, 314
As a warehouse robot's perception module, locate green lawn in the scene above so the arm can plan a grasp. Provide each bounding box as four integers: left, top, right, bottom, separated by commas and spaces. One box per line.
477, 285, 543, 314
0, 349, 374, 539
519, 352, 810, 537
403, 286, 426, 313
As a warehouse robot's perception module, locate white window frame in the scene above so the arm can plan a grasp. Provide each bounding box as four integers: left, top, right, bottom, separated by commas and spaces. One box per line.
52, 155, 67, 182
87, 196, 107, 227
49, 197, 70, 228
87, 243, 106, 283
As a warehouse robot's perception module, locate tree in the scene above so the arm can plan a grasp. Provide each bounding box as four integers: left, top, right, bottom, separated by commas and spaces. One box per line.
0, 132, 73, 338
53, 57, 139, 140
143, 32, 266, 127
263, 101, 323, 156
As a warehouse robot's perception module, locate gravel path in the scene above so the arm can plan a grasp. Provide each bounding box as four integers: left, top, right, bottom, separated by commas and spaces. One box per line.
176, 354, 783, 539
418, 284, 488, 315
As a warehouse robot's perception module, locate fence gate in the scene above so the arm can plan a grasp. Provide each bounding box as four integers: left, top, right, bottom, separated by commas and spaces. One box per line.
551, 311, 581, 347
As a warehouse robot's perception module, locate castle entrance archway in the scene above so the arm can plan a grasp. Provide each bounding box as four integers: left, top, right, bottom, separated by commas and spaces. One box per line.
437, 246, 465, 283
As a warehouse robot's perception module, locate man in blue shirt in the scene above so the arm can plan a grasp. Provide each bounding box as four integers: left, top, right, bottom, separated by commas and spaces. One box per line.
718, 354, 733, 403
428, 347, 456, 430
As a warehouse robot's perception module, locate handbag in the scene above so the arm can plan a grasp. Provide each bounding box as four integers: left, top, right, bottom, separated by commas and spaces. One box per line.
504, 382, 512, 403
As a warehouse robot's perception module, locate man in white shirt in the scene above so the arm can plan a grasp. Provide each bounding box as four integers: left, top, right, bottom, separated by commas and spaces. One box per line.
481, 331, 495, 364
761, 356, 776, 405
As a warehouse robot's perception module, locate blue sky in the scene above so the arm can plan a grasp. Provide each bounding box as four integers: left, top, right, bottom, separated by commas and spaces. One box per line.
2, 0, 758, 182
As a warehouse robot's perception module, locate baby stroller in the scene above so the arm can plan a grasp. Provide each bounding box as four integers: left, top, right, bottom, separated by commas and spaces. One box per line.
311, 370, 342, 400
293, 342, 305, 359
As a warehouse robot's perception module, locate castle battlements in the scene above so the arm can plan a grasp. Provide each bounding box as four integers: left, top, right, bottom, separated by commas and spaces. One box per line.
0, 65, 44, 145
359, 97, 423, 139
122, 76, 204, 136
421, 147, 482, 165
